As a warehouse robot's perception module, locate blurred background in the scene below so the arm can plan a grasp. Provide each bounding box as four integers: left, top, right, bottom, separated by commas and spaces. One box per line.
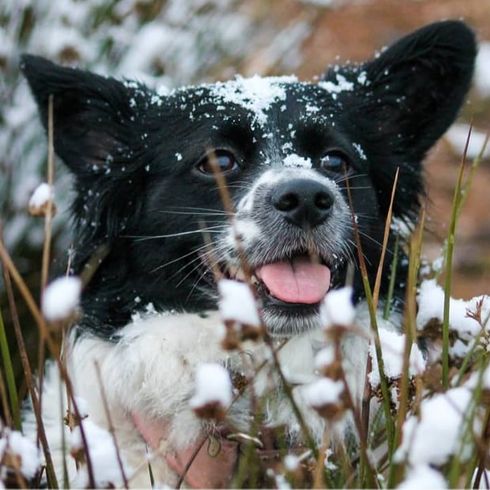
1, 0, 489, 387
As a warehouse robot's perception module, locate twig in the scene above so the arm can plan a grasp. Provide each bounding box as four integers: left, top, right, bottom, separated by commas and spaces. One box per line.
388, 206, 425, 488
334, 337, 378, 488
372, 167, 399, 309
0, 369, 13, 426
176, 436, 208, 489
94, 360, 129, 489
1, 264, 59, 488
344, 171, 396, 457
38, 95, 56, 424
265, 335, 319, 459
0, 239, 96, 487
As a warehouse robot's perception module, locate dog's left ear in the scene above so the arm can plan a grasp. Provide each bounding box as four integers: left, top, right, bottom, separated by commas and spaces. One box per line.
324, 20, 477, 219
327, 20, 477, 158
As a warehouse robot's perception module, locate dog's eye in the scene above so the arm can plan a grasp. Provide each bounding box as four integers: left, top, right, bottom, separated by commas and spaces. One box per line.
197, 150, 239, 175
319, 151, 350, 172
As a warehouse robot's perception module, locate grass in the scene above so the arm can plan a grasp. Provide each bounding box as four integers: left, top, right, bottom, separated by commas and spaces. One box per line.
0, 129, 489, 488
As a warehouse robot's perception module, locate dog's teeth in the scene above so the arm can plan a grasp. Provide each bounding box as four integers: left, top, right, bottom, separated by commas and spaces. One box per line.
235, 268, 246, 281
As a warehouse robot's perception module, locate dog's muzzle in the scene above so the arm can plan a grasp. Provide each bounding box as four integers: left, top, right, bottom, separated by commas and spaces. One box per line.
213, 167, 352, 336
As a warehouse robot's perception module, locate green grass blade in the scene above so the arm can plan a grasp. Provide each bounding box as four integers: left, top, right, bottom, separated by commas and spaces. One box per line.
442, 126, 472, 389
0, 307, 21, 430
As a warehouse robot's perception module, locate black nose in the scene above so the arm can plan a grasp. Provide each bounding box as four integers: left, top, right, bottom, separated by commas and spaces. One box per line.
271, 179, 334, 228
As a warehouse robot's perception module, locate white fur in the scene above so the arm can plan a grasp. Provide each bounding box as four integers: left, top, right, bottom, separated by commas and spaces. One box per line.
29, 304, 400, 487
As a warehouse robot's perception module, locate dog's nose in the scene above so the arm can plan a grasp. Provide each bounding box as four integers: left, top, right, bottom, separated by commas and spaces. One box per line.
271, 179, 334, 228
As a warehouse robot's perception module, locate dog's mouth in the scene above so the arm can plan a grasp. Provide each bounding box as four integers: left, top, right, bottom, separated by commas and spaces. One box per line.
253, 255, 331, 305
221, 252, 338, 311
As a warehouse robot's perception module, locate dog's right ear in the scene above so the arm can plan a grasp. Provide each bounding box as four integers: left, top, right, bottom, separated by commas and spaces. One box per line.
21, 55, 135, 178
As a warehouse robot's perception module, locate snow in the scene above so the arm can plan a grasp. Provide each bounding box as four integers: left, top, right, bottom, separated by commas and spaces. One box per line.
189, 363, 233, 410
352, 142, 367, 161
0, 428, 41, 479
320, 286, 355, 328
357, 71, 368, 85
303, 378, 344, 408
319, 74, 354, 99
218, 279, 260, 326
474, 42, 490, 97
70, 418, 132, 488
417, 279, 490, 338
283, 154, 313, 169
395, 386, 472, 466
28, 182, 53, 211
75, 396, 89, 418
210, 75, 297, 126
284, 454, 300, 471
397, 465, 447, 489
314, 346, 336, 371
445, 124, 490, 160
324, 448, 337, 471
368, 328, 426, 388
42, 276, 82, 322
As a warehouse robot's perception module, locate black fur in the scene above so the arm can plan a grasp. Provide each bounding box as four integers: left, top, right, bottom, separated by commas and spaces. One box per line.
21, 20, 476, 338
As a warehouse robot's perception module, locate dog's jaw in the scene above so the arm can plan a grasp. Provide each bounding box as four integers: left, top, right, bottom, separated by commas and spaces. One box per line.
214, 167, 352, 337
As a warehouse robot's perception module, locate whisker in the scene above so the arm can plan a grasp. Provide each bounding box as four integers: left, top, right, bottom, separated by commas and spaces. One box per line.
174, 248, 228, 288
357, 230, 386, 249
127, 225, 227, 241
165, 206, 235, 214
348, 238, 372, 267
150, 243, 210, 273
157, 210, 228, 216
334, 173, 368, 184
339, 186, 373, 191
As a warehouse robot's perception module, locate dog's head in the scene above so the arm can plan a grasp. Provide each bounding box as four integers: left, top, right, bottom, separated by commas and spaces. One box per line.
22, 21, 476, 338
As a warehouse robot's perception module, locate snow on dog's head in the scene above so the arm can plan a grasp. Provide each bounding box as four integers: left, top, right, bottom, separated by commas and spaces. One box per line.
21, 20, 476, 339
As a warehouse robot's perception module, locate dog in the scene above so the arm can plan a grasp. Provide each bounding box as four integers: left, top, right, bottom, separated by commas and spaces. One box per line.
21, 20, 476, 487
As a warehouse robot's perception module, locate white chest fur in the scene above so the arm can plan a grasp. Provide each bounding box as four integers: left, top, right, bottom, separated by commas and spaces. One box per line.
28, 308, 374, 486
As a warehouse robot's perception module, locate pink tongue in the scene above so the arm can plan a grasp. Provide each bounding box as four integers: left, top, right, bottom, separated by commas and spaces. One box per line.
256, 257, 331, 304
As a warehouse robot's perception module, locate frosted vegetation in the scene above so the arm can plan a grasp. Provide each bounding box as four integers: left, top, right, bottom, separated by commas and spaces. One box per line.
0, 0, 310, 262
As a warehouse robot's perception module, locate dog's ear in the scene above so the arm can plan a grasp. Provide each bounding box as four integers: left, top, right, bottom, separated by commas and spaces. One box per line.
327, 20, 476, 158
323, 21, 477, 220
21, 55, 136, 178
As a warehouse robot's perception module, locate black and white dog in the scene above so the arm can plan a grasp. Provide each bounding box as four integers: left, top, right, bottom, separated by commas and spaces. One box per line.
22, 20, 476, 487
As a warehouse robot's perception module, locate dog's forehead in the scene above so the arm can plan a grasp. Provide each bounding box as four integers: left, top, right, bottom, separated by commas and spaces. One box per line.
164, 75, 353, 128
